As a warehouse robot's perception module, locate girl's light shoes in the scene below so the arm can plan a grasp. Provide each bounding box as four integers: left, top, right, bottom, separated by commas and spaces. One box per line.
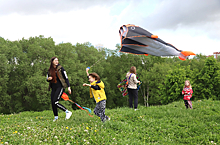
65, 111, 72, 120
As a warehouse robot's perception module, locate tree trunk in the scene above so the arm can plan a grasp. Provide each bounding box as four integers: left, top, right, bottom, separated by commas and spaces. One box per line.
147, 81, 149, 107
144, 87, 146, 107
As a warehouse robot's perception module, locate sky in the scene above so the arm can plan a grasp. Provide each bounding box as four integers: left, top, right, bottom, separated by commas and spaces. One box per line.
0, 0, 220, 56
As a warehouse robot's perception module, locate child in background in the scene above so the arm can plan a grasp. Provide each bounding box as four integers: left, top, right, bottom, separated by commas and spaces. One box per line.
83, 68, 110, 122
182, 80, 193, 109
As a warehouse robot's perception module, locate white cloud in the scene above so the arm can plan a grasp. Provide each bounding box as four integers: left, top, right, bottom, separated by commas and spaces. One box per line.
0, 6, 120, 49
0, 0, 219, 56
0, 0, 130, 15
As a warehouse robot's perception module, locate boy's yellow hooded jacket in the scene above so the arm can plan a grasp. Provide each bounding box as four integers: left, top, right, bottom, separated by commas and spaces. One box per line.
90, 80, 106, 103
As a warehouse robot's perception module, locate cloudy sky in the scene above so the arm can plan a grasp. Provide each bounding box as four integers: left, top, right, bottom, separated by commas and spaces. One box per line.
0, 0, 220, 56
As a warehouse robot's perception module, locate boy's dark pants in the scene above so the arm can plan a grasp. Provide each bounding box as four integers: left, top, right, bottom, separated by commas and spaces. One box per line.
94, 100, 109, 122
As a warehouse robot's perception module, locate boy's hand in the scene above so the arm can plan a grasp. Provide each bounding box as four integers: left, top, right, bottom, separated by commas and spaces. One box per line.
83, 83, 90, 86
86, 68, 89, 72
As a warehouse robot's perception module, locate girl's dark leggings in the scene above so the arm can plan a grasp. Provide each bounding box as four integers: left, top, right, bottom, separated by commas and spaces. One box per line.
51, 87, 67, 116
128, 88, 138, 109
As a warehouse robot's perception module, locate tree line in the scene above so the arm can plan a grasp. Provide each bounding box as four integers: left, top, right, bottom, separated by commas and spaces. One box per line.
0, 36, 220, 114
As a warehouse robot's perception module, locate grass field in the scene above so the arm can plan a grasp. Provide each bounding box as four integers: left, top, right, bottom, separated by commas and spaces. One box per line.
0, 99, 220, 145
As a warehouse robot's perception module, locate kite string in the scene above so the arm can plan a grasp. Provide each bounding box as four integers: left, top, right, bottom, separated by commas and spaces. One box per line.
90, 56, 105, 68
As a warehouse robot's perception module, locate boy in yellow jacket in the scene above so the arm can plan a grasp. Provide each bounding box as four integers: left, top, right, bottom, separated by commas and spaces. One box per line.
83, 68, 110, 122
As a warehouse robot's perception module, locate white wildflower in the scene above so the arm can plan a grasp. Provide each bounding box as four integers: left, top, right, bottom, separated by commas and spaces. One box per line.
84, 130, 88, 132
54, 136, 58, 139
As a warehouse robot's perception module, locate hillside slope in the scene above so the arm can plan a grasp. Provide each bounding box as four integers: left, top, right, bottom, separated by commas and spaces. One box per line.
0, 100, 220, 144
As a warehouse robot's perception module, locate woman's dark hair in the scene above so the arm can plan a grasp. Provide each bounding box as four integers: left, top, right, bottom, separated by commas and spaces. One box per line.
89, 73, 100, 81
130, 66, 136, 74
48, 57, 60, 83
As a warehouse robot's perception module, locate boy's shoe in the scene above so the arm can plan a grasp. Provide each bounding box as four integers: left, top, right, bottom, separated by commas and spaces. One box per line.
53, 118, 58, 122
65, 111, 72, 120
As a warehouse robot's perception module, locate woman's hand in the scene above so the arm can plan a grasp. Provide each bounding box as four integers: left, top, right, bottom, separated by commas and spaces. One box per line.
48, 77, 53, 80
68, 87, 71, 94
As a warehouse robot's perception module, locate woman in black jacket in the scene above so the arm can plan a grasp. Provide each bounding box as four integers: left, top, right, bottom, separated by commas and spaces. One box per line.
47, 57, 72, 122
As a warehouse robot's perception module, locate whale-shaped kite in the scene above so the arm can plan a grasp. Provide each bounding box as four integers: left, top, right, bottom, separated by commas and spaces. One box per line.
119, 24, 195, 60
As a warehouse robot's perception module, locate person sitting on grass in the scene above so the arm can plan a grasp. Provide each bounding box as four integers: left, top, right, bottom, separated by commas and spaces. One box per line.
182, 80, 193, 109
83, 68, 110, 122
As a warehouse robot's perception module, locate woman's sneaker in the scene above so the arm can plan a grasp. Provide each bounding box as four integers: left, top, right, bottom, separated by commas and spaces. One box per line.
65, 111, 72, 120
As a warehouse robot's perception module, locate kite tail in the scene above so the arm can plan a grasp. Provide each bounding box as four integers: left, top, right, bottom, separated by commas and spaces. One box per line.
68, 100, 93, 117
82, 107, 92, 113
179, 51, 196, 60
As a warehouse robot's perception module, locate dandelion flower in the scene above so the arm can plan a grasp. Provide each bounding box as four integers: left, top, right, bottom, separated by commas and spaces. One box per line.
86, 127, 89, 130
15, 131, 17, 133
66, 127, 68, 129
95, 130, 97, 132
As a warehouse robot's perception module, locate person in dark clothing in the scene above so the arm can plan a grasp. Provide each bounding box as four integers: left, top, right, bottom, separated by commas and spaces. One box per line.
47, 57, 72, 122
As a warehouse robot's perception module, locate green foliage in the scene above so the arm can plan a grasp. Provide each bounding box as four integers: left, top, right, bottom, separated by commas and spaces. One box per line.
1, 100, 220, 144
0, 35, 220, 113
160, 65, 191, 104
193, 57, 220, 100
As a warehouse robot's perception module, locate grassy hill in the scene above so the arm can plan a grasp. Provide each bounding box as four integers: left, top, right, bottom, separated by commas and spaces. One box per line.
0, 99, 220, 144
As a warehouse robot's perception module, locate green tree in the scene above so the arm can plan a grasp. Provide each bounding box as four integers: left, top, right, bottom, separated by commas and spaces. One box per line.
193, 57, 220, 100
160, 65, 191, 104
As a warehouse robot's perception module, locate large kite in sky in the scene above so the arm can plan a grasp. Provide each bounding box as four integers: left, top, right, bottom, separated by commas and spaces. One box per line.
119, 24, 195, 60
